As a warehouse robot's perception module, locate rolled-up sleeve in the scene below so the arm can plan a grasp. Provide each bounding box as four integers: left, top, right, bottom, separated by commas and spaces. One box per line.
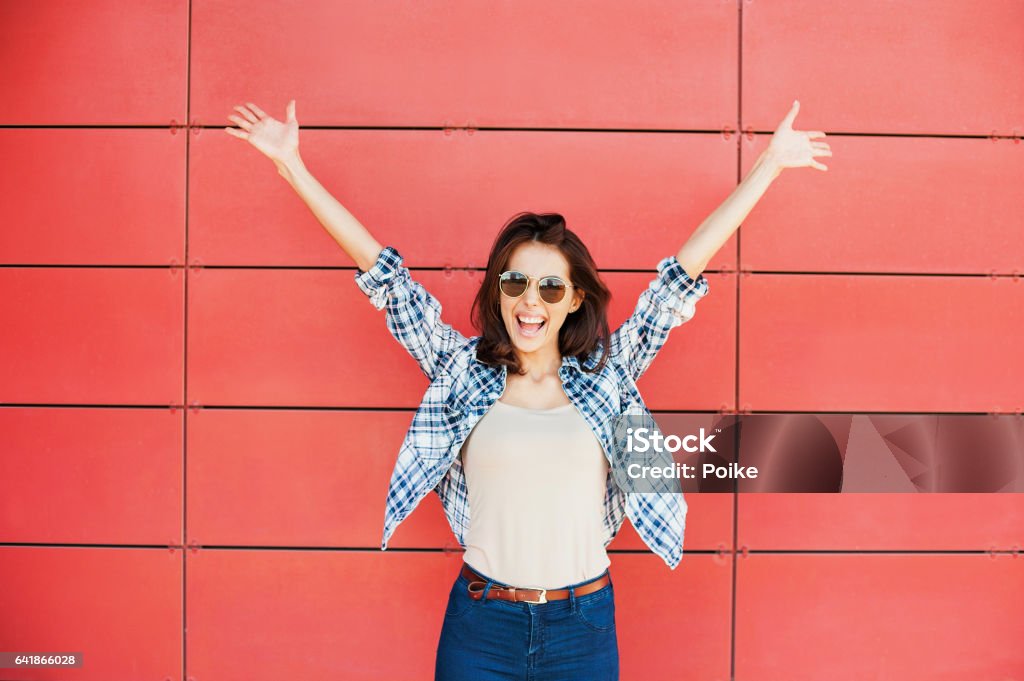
354, 246, 468, 380
609, 254, 710, 381
354, 245, 406, 309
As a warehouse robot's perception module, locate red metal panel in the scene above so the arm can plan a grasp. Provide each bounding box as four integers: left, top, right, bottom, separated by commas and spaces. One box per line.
0, 1, 187, 125
0, 129, 186, 265
740, 494, 1024, 551
739, 274, 1024, 412
190, 128, 738, 270
742, 0, 1024, 135
608, 491, 734, 554
612, 553, 732, 681
0, 546, 182, 680
186, 549, 728, 681
187, 268, 730, 409
186, 550, 455, 681
739, 134, 1024, 275
735, 554, 1024, 681
191, 0, 736, 130
0, 268, 185, 404
0, 408, 182, 544
187, 268, 465, 407
187, 409, 456, 548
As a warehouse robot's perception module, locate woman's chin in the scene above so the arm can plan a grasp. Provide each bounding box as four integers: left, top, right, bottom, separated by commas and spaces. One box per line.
509, 330, 548, 354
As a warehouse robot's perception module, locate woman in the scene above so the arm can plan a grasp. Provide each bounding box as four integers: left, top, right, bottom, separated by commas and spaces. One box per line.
226, 99, 829, 680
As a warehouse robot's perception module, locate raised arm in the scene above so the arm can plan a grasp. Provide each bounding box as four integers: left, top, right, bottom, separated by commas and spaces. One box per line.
674, 99, 831, 278
352, 245, 468, 379
611, 100, 831, 379
226, 100, 466, 379
224, 99, 382, 270
609, 255, 710, 381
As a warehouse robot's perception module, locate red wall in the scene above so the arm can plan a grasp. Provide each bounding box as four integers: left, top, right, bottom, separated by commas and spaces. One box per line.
1, 1, 1022, 679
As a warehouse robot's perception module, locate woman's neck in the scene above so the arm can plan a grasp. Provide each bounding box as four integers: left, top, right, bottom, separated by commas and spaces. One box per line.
514, 345, 562, 379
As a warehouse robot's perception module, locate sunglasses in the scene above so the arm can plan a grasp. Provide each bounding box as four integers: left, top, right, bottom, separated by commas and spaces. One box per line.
498, 271, 575, 304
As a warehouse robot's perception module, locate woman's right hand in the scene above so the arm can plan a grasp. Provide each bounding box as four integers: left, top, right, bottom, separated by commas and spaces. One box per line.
224, 100, 300, 168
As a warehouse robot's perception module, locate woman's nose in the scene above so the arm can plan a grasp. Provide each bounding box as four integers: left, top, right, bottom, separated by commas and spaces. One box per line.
522, 279, 543, 304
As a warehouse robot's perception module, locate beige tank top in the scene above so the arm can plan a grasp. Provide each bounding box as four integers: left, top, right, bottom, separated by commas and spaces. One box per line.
460, 399, 611, 589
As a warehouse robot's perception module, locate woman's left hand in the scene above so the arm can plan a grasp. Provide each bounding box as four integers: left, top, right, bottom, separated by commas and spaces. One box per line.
766, 100, 831, 172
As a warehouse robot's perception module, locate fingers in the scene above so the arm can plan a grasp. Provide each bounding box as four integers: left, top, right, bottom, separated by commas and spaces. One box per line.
287, 99, 296, 122
227, 113, 252, 131
807, 130, 827, 139
234, 104, 260, 124
225, 102, 279, 139
246, 102, 269, 119
811, 160, 828, 171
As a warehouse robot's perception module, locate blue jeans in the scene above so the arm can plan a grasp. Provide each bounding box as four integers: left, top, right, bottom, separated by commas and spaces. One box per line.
435, 564, 619, 680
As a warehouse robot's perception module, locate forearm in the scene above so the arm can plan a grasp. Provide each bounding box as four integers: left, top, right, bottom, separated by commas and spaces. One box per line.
675, 149, 783, 278
275, 152, 383, 271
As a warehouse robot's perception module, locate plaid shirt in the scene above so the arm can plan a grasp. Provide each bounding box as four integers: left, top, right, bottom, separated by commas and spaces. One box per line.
354, 245, 710, 569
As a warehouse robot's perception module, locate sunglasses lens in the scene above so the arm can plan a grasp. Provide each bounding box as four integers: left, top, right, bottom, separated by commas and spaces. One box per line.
499, 272, 528, 297
539, 277, 567, 304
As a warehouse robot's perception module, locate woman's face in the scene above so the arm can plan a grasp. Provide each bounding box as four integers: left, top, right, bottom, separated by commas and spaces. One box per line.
499, 241, 585, 358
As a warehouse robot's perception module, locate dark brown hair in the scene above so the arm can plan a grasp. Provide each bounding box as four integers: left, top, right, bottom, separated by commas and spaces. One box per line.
471, 212, 611, 374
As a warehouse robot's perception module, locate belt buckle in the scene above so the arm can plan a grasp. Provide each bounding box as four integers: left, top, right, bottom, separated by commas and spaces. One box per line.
522, 587, 547, 604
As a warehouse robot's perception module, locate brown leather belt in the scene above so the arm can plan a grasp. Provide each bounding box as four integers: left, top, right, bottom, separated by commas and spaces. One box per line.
461, 563, 610, 604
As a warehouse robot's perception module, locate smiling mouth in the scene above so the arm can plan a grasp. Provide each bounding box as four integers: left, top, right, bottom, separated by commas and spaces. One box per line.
516, 314, 546, 338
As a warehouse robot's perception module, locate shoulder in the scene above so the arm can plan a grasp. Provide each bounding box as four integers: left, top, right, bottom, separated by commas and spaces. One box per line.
578, 340, 630, 378
435, 334, 486, 375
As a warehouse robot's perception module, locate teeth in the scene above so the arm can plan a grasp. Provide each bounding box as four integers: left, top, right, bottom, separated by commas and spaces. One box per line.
518, 316, 545, 324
